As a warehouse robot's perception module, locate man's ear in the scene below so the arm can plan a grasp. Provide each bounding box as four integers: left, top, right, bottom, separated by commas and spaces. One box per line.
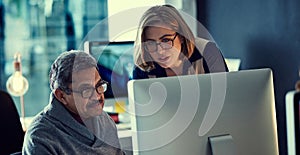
53, 89, 67, 105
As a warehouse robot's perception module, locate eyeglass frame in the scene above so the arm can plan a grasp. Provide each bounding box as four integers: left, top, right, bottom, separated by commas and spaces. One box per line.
143, 32, 178, 53
64, 80, 108, 99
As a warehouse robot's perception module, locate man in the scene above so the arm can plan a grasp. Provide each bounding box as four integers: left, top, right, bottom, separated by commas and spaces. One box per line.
22, 51, 124, 154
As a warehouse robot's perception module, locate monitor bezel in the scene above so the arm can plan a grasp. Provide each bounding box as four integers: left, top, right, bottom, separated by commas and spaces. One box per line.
84, 41, 135, 56
294, 91, 300, 154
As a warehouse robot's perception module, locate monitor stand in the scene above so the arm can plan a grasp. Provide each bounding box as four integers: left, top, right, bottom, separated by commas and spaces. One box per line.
209, 134, 237, 155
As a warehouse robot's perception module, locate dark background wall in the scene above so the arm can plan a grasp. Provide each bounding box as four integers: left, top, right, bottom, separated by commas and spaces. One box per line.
196, 0, 300, 154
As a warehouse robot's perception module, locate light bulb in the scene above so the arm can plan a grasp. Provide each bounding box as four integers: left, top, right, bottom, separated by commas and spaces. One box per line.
6, 53, 29, 96
6, 72, 29, 96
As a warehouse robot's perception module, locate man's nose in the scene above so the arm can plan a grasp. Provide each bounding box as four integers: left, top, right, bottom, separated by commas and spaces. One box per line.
91, 89, 102, 100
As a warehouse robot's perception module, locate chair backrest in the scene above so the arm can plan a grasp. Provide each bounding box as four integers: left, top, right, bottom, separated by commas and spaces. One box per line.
0, 90, 25, 155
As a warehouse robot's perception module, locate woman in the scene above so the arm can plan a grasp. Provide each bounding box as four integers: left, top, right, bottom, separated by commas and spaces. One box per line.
133, 4, 228, 79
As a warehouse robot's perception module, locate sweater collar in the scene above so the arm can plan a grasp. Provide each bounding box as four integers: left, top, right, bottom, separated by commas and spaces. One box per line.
44, 93, 95, 140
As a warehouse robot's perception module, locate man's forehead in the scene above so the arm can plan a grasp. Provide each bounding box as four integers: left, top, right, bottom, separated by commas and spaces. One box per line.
71, 68, 101, 84
72, 67, 98, 75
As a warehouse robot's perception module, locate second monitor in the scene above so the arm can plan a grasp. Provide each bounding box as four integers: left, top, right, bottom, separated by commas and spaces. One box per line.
84, 41, 134, 99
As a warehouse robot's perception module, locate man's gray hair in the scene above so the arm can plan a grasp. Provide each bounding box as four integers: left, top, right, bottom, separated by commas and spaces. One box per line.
49, 50, 98, 92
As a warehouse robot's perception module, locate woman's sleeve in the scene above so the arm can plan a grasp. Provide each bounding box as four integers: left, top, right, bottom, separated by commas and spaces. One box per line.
202, 42, 229, 73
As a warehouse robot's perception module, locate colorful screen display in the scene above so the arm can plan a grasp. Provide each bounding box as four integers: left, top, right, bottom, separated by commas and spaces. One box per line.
89, 41, 134, 98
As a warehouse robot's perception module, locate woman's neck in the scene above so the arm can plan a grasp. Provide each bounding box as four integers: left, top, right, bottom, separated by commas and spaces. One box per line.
165, 61, 183, 76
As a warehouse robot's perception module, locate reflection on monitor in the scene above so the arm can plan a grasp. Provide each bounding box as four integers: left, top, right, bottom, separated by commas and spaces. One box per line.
286, 91, 300, 155
84, 41, 134, 98
128, 68, 278, 155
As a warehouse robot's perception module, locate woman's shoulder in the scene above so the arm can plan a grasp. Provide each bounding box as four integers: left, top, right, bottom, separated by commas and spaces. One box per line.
194, 37, 211, 43
194, 37, 211, 45
194, 38, 228, 72
194, 38, 214, 55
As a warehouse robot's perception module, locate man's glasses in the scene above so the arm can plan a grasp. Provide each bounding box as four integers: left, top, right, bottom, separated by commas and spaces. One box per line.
143, 33, 178, 53
66, 80, 108, 99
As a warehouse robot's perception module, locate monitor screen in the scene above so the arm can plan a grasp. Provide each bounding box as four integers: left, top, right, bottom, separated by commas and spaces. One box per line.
84, 41, 134, 98
128, 68, 279, 155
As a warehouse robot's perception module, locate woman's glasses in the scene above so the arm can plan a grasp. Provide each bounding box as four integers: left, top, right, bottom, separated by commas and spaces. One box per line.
143, 33, 178, 53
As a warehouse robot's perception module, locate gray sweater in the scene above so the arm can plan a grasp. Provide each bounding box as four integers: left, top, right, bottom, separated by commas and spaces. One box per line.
22, 94, 124, 155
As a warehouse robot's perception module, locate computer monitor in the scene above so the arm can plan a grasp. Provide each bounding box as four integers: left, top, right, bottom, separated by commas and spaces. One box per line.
128, 68, 279, 155
84, 41, 134, 99
286, 91, 300, 155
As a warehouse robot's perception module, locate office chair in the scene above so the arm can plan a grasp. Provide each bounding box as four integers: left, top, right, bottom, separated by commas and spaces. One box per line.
0, 90, 25, 155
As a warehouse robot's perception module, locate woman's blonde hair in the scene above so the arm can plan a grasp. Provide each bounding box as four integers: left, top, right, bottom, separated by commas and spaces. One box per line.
134, 4, 195, 71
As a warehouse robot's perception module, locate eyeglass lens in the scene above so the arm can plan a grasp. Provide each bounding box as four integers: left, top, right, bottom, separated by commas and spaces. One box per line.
81, 82, 107, 98
144, 33, 177, 53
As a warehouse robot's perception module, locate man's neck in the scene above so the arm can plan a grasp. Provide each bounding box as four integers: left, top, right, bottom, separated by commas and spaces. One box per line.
66, 108, 85, 125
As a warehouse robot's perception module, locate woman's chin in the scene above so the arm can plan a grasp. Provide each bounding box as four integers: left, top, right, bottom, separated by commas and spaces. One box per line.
158, 62, 172, 68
